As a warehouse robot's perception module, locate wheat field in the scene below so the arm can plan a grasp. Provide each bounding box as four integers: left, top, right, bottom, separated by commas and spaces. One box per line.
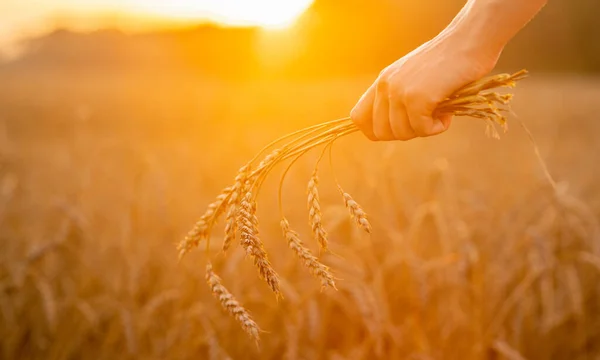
1, 72, 600, 359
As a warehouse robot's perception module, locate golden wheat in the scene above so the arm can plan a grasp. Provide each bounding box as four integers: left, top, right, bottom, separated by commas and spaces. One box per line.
179, 69, 529, 341
338, 185, 372, 233
281, 218, 336, 290
307, 171, 329, 252
178, 187, 231, 258
238, 185, 281, 297
206, 262, 261, 343
221, 165, 250, 253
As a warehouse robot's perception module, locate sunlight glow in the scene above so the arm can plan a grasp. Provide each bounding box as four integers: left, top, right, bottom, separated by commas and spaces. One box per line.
128, 0, 314, 29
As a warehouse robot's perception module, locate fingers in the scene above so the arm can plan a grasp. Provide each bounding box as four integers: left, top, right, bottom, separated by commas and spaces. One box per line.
405, 91, 448, 137
388, 97, 415, 141
350, 84, 377, 141
352, 74, 453, 141
372, 80, 395, 141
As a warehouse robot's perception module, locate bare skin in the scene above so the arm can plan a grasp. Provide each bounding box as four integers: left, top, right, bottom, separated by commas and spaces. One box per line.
350, 0, 548, 141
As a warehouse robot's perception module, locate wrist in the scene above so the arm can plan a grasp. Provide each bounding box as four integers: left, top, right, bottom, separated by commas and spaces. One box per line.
437, 23, 503, 73
447, 2, 507, 63
448, 0, 548, 61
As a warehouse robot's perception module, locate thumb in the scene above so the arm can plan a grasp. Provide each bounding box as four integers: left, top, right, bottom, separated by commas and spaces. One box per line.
350, 84, 377, 141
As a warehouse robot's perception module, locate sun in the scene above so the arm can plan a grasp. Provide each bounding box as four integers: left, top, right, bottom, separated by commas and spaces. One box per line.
129, 0, 314, 29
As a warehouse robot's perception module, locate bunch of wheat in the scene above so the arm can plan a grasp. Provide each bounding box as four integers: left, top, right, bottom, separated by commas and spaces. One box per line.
177, 69, 529, 342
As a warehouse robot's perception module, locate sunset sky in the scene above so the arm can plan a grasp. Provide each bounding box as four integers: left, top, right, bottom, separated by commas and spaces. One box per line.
0, 0, 314, 51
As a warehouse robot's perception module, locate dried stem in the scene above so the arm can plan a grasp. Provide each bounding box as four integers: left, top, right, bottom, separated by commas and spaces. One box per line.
248, 116, 351, 165
181, 69, 529, 342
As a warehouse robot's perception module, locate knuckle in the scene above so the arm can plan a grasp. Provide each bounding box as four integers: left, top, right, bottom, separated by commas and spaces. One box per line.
376, 68, 396, 92
376, 76, 390, 92
388, 84, 404, 102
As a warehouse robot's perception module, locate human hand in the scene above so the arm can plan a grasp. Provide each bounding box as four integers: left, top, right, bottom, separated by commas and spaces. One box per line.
350, 31, 501, 141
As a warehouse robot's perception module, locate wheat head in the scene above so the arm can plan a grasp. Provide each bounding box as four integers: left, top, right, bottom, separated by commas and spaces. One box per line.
222, 165, 250, 252
338, 185, 371, 233
178, 187, 232, 259
180, 70, 529, 342
238, 184, 281, 297
281, 218, 336, 290
206, 262, 261, 344
307, 171, 329, 252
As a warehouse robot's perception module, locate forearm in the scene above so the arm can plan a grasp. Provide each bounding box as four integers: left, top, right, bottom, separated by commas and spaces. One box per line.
445, 0, 548, 58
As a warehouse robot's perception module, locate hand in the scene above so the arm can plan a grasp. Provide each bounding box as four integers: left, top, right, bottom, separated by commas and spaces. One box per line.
350, 31, 501, 141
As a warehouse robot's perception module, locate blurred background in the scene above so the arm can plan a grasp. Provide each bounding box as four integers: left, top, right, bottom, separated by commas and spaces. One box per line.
2, 1, 600, 359
2, 0, 600, 76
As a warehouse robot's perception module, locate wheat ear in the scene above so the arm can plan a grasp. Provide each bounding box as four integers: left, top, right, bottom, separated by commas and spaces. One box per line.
178, 187, 232, 259
327, 137, 372, 234
308, 170, 329, 252
181, 70, 529, 342
206, 262, 261, 344
277, 148, 336, 289
281, 218, 337, 290
222, 165, 250, 253
238, 183, 281, 297
337, 185, 372, 233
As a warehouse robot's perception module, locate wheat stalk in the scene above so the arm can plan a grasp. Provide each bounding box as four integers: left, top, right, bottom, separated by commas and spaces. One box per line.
179, 69, 529, 341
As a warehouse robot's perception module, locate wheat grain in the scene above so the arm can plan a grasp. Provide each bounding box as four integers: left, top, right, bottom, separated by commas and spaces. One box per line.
206, 262, 261, 343
178, 187, 232, 258
223, 151, 279, 253
307, 171, 328, 252
281, 218, 336, 290
180, 70, 529, 342
238, 185, 281, 297
222, 215, 236, 252
222, 165, 250, 252
337, 185, 371, 233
